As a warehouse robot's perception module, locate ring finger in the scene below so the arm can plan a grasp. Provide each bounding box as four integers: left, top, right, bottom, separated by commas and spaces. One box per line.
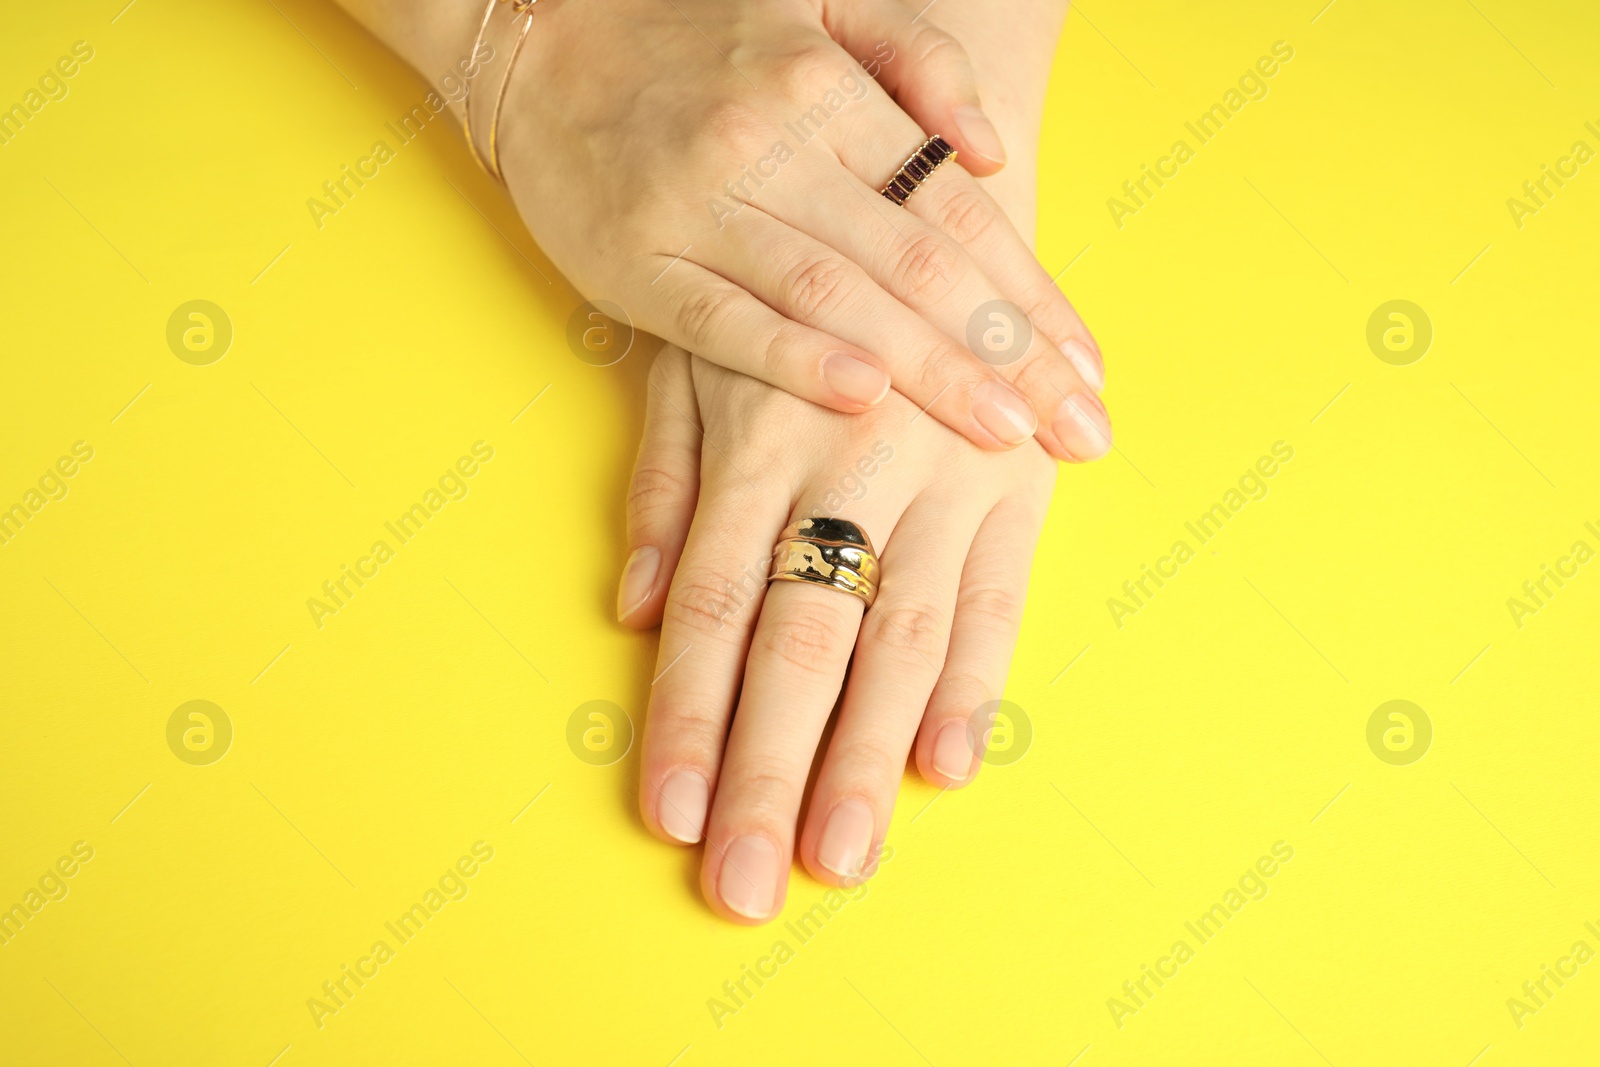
762, 176, 1111, 463
699, 498, 905, 923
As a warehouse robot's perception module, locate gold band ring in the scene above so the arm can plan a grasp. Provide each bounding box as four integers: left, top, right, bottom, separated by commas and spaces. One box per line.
768, 518, 880, 607
879, 134, 957, 207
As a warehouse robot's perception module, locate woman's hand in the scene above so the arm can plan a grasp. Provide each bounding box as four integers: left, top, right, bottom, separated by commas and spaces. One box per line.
612, 0, 1075, 918
487, 0, 1109, 460
330, 0, 1110, 460
619, 344, 1062, 919
495, 0, 1109, 459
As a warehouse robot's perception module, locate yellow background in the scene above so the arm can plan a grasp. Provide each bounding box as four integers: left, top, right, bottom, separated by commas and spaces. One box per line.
3, 0, 1597, 1063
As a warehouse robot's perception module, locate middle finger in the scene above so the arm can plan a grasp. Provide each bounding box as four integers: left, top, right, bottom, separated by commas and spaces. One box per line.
699, 496, 905, 923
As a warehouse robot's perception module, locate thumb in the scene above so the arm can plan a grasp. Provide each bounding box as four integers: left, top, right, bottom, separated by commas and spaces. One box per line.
821, 0, 1007, 175
618, 346, 701, 629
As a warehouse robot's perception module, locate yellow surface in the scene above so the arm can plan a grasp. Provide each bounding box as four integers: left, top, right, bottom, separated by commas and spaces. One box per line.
2, 1, 1597, 1064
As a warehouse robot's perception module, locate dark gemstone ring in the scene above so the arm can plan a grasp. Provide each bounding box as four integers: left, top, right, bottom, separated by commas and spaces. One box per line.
879, 135, 957, 207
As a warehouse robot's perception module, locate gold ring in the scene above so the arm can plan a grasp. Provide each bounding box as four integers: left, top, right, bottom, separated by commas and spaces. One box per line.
768, 518, 879, 607
879, 134, 957, 207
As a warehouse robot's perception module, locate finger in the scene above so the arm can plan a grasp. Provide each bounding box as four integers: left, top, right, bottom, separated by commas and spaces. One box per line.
752, 29, 1101, 375
904, 163, 1107, 390
915, 495, 1046, 788
618, 346, 701, 629
817, 0, 1007, 174
700, 577, 864, 923
750, 167, 1110, 462
731, 55, 1110, 458
700, 496, 908, 923
641, 257, 893, 416
784, 106, 1112, 458
712, 206, 1040, 451
638, 467, 791, 847
799, 493, 983, 886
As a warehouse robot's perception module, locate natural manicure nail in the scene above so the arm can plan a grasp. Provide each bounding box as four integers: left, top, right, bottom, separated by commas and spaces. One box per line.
821, 352, 890, 408
616, 545, 661, 621
1063, 337, 1105, 392
933, 721, 975, 781
657, 770, 709, 843
972, 381, 1037, 446
817, 798, 875, 880
1053, 392, 1113, 461
953, 104, 1007, 166
718, 835, 781, 920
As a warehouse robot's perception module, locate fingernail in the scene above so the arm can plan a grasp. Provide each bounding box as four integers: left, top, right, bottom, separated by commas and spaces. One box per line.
718, 835, 781, 920
1064, 338, 1105, 392
1053, 392, 1113, 461
817, 798, 875, 880
616, 545, 660, 621
657, 770, 708, 844
933, 721, 974, 781
821, 352, 890, 408
971, 381, 1037, 446
953, 104, 1006, 165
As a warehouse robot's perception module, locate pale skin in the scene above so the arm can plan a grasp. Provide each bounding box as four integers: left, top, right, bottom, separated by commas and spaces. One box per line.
327, 0, 1077, 921
619, 4, 1070, 923
330, 0, 1109, 460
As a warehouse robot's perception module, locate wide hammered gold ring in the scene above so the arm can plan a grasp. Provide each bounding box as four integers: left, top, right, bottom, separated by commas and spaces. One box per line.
768, 517, 879, 607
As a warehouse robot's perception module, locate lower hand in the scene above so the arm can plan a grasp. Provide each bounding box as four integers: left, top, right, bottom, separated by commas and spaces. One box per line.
618, 346, 1059, 920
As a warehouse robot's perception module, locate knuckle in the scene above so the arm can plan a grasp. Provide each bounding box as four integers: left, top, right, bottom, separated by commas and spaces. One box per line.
676, 284, 740, 350
958, 584, 1024, 631
627, 463, 691, 525
827, 730, 907, 776
781, 254, 854, 322
757, 317, 806, 386
727, 763, 806, 812
665, 568, 759, 635
929, 669, 990, 718
913, 337, 984, 399
775, 43, 842, 99
758, 612, 849, 674
907, 25, 971, 72
935, 186, 999, 247
1017, 281, 1081, 347
890, 232, 962, 306
864, 602, 949, 661
654, 701, 727, 751
700, 99, 771, 156
1007, 338, 1061, 394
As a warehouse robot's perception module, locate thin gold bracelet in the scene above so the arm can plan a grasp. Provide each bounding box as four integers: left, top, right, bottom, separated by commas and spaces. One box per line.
463, 0, 539, 183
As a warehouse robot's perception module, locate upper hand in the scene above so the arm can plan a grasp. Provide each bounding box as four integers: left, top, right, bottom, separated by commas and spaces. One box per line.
494, 0, 1111, 461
